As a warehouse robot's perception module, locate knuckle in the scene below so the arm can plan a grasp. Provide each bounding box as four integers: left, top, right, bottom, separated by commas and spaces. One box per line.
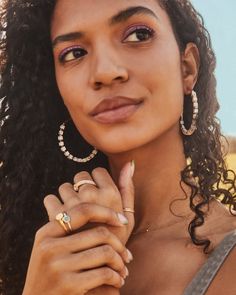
101, 267, 116, 282
80, 188, 96, 201
35, 225, 48, 243
96, 226, 110, 240
78, 202, 91, 215
72, 203, 92, 222
38, 239, 55, 258
101, 245, 114, 259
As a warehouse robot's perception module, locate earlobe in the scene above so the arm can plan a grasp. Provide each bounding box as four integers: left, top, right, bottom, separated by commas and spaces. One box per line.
181, 42, 200, 94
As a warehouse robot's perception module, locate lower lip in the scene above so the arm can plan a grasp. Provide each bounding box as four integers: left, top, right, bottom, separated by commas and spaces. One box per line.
92, 103, 142, 124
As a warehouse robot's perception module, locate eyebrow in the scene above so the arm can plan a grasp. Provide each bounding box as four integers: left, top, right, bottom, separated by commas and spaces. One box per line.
52, 6, 158, 48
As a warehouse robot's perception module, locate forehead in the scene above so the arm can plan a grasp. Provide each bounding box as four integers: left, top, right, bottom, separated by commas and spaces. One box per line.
51, 0, 166, 37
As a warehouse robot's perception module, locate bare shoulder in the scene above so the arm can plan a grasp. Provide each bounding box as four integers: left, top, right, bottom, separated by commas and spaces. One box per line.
199, 200, 236, 294
206, 238, 236, 295
196, 199, 236, 247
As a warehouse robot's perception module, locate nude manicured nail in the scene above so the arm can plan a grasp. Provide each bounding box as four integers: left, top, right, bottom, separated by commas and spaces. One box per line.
130, 160, 135, 178
117, 213, 129, 225
126, 249, 133, 262
124, 266, 129, 278
121, 277, 125, 286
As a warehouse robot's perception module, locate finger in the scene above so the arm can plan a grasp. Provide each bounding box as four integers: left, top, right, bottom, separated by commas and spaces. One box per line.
70, 267, 125, 290
44, 194, 63, 221
58, 244, 125, 275
56, 226, 131, 263
92, 167, 123, 210
91, 167, 119, 192
59, 182, 79, 207
118, 161, 135, 226
73, 171, 98, 193
41, 203, 129, 238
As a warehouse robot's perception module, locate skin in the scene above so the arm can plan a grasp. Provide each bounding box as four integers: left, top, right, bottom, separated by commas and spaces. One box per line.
23, 0, 236, 294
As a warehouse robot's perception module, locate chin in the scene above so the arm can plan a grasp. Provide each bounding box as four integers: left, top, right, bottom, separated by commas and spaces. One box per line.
98, 143, 135, 155
93, 132, 151, 155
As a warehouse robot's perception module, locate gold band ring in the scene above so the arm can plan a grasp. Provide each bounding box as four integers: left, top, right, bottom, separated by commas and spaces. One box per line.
123, 207, 135, 213
56, 212, 72, 234
73, 180, 97, 192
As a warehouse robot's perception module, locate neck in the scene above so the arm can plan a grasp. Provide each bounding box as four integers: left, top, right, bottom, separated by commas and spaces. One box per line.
107, 126, 193, 233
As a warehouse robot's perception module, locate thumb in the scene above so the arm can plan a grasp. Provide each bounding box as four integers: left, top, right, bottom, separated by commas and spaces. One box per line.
118, 160, 135, 224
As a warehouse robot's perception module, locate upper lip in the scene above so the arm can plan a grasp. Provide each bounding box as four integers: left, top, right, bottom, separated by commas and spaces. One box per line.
89, 96, 143, 116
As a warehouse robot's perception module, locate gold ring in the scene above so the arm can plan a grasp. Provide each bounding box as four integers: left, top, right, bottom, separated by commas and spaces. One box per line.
56, 212, 72, 234
73, 179, 97, 192
123, 207, 135, 213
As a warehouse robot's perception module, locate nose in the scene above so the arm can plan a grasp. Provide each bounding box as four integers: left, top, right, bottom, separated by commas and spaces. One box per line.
89, 45, 129, 90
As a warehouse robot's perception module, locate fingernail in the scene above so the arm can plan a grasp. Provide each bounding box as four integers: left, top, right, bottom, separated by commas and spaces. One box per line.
130, 160, 135, 178
126, 249, 133, 262
117, 213, 129, 225
121, 277, 125, 286
124, 266, 129, 277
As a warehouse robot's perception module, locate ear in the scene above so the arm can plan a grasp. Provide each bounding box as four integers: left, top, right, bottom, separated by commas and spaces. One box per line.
181, 43, 200, 95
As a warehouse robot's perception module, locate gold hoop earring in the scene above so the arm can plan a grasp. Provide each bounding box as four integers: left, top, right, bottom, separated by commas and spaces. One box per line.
180, 90, 198, 136
58, 121, 98, 163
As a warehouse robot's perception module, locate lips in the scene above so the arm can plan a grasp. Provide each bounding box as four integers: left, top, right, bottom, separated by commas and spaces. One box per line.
89, 96, 143, 116
89, 96, 144, 124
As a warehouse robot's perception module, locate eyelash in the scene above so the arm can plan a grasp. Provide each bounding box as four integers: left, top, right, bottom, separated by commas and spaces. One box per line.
58, 25, 155, 64
58, 45, 86, 63
122, 25, 155, 42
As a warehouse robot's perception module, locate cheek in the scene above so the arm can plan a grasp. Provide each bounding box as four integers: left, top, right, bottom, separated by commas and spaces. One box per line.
55, 67, 86, 111
55, 69, 92, 136
135, 43, 184, 120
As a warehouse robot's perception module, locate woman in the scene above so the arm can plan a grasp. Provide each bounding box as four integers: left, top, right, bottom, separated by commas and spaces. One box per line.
0, 0, 236, 294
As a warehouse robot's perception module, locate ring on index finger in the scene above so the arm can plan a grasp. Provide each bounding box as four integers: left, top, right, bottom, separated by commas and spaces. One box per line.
123, 207, 135, 213
73, 179, 97, 192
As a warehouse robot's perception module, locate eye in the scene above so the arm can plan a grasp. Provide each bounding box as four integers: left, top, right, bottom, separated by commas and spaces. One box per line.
59, 46, 87, 63
123, 25, 155, 43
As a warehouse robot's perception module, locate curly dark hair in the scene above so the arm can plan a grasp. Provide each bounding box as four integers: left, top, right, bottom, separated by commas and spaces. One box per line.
0, 0, 236, 294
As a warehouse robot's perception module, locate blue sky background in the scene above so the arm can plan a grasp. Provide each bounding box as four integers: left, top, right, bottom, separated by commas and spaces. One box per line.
191, 0, 236, 136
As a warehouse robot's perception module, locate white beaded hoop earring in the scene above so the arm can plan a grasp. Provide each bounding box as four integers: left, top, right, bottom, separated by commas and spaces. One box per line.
180, 90, 198, 136
58, 122, 98, 163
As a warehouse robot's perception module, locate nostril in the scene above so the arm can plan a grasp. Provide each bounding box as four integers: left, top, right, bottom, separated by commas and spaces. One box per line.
94, 81, 102, 90
115, 75, 125, 81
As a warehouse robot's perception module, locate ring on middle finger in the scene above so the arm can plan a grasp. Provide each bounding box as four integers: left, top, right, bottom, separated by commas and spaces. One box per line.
73, 179, 97, 192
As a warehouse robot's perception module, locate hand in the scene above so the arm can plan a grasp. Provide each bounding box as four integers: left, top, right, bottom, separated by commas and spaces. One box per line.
44, 161, 135, 294
50, 161, 135, 245
22, 203, 131, 295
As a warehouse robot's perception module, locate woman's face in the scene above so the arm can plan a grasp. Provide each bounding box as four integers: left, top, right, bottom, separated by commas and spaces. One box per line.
51, 0, 188, 154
